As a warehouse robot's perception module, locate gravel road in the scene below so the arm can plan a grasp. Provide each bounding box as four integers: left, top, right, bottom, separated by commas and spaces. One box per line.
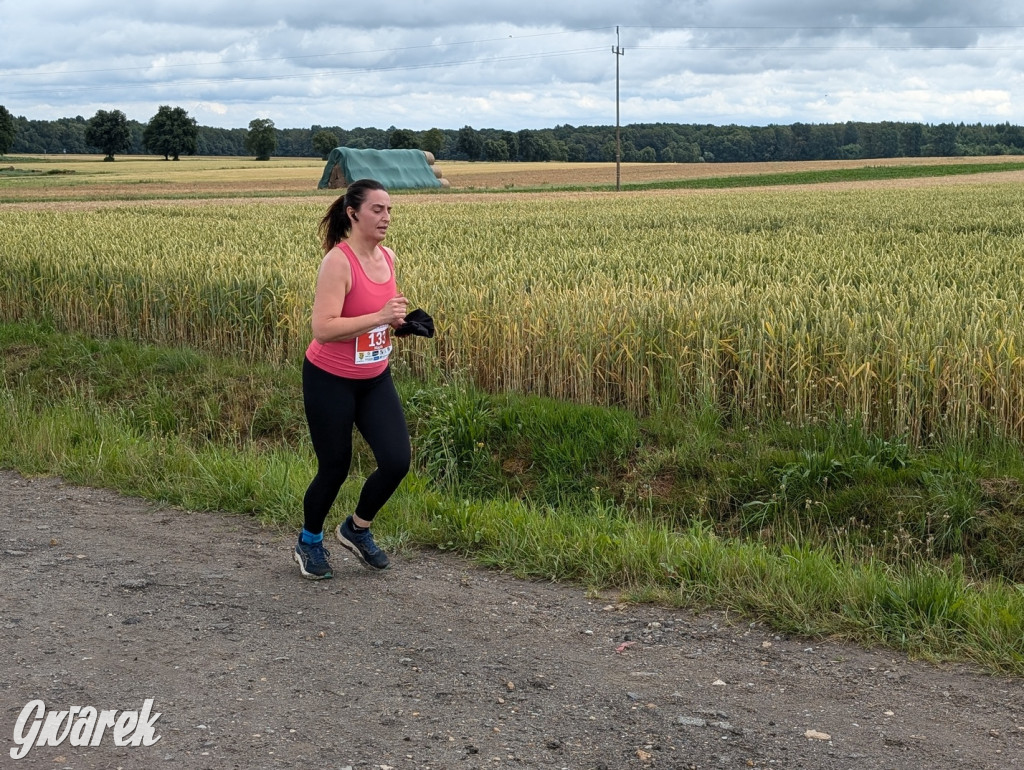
2, 470, 1022, 769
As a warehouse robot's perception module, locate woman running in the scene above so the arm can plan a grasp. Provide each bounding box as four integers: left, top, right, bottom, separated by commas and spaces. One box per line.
294, 178, 411, 579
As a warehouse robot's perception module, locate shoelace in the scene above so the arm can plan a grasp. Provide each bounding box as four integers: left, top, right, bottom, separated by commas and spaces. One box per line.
353, 530, 380, 553
306, 542, 331, 565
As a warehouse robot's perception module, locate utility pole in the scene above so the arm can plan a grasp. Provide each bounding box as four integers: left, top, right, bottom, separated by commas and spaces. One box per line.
613, 25, 624, 191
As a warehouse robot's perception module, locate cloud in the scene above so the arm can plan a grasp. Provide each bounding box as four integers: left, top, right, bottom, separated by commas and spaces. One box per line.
2, 2, 1023, 130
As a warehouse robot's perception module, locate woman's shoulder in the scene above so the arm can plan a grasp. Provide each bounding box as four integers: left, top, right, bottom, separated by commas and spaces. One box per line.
324, 241, 355, 262
318, 245, 353, 279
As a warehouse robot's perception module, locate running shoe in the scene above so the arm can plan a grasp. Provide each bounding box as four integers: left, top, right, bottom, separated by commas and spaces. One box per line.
294, 535, 333, 580
336, 517, 390, 570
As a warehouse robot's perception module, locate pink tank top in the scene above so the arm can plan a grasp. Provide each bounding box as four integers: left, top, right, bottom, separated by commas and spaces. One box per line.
305, 242, 396, 379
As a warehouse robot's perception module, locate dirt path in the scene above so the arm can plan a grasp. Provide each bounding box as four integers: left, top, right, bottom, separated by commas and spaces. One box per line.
2, 470, 1022, 769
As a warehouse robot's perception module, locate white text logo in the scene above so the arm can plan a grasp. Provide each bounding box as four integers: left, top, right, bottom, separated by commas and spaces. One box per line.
10, 699, 162, 760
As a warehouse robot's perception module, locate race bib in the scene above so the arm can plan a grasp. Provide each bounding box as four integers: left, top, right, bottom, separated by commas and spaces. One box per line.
354, 325, 392, 364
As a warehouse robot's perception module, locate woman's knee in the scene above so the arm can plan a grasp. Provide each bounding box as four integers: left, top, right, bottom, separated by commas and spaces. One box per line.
380, 442, 411, 480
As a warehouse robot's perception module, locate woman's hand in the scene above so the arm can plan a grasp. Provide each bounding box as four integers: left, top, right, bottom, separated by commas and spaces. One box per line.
380, 293, 408, 327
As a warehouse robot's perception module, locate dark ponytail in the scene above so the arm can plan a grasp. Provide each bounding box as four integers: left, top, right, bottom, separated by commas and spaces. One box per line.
318, 178, 388, 253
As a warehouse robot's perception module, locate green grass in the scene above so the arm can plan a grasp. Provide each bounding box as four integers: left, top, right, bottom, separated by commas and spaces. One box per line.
0, 168, 49, 178
621, 161, 1024, 191
2, 321, 1023, 674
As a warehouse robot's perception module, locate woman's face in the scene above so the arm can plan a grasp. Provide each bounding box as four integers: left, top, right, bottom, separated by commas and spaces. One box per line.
351, 189, 392, 242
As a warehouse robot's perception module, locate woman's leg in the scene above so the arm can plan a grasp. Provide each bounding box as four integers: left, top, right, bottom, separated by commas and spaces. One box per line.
352, 369, 411, 523
301, 358, 357, 536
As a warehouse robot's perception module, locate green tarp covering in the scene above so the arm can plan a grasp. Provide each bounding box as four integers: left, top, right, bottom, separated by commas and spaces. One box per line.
317, 147, 441, 190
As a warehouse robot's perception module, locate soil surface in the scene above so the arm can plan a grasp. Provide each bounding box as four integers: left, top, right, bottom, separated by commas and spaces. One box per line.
2, 470, 1022, 770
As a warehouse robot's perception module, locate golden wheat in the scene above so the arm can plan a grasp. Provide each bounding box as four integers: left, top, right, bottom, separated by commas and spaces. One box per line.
3, 184, 1023, 442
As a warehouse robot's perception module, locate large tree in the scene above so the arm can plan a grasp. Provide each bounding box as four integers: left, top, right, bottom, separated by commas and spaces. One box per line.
0, 105, 16, 156
927, 123, 960, 157
143, 105, 198, 160
84, 109, 131, 161
483, 138, 509, 162
312, 129, 338, 159
500, 131, 519, 161
245, 118, 276, 160
517, 130, 549, 162
388, 127, 419, 150
421, 127, 445, 157
456, 125, 482, 160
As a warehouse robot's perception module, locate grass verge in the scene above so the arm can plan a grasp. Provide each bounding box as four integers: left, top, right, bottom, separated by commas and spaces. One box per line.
2, 321, 1022, 674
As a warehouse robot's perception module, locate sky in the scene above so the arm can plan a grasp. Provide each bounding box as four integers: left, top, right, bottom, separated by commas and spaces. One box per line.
3, 1, 1024, 132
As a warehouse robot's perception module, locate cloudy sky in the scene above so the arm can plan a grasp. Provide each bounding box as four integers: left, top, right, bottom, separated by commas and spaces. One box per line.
3, 1, 1024, 131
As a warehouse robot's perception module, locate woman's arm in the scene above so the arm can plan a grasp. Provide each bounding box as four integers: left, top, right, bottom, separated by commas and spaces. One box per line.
310, 248, 406, 343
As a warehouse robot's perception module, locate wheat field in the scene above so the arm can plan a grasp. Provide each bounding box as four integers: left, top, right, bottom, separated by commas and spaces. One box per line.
2, 160, 1023, 443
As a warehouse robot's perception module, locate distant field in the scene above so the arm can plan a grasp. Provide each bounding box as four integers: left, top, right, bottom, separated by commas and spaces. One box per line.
441, 155, 1024, 190
3, 153, 1024, 205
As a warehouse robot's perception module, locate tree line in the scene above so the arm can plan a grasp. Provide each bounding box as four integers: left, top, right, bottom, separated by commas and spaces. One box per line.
0, 106, 278, 162
3, 104, 1024, 162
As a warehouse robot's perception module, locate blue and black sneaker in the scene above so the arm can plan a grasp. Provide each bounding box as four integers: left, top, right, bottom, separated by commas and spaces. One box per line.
336, 516, 390, 570
294, 535, 333, 580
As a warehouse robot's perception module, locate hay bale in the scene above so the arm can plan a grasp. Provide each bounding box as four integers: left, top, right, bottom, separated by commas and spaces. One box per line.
328, 164, 346, 189
318, 147, 447, 190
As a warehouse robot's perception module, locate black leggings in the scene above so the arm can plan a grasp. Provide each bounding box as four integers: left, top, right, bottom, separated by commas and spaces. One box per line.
302, 358, 411, 535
